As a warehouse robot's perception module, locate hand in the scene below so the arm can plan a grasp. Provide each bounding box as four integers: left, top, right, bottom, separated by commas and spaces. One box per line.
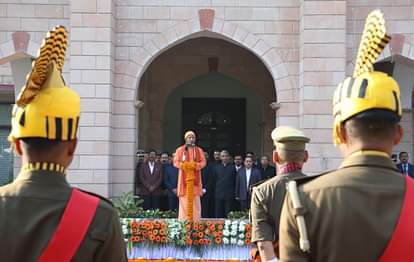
202, 188, 207, 194
235, 197, 240, 201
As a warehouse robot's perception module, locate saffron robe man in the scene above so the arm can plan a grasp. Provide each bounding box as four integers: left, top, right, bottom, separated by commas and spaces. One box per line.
173, 131, 206, 220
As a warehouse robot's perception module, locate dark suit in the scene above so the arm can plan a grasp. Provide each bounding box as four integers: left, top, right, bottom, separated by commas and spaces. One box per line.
163, 163, 179, 211
134, 161, 144, 195
260, 165, 276, 180
139, 161, 163, 210
201, 162, 215, 218
213, 163, 237, 218
396, 162, 414, 178
236, 167, 262, 210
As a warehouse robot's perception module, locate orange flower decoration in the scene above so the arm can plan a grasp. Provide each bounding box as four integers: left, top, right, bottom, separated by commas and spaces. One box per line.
156, 236, 161, 242
217, 224, 224, 230
198, 232, 204, 238
245, 239, 251, 245
214, 237, 222, 244
186, 238, 193, 245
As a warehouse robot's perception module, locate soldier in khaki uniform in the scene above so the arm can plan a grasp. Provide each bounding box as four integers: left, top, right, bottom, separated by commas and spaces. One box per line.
279, 10, 411, 262
0, 26, 127, 261
251, 126, 310, 262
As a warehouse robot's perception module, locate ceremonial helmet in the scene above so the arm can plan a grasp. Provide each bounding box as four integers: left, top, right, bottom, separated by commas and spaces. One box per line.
332, 10, 402, 145
9, 26, 80, 142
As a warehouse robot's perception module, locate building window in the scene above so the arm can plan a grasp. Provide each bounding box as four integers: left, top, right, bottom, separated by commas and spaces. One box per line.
0, 104, 13, 186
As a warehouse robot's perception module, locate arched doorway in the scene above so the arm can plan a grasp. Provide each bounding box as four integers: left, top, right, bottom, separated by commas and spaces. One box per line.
163, 73, 263, 155
137, 37, 275, 156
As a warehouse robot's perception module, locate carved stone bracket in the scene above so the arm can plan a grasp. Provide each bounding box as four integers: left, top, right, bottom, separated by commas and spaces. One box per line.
135, 100, 144, 109
269, 102, 281, 110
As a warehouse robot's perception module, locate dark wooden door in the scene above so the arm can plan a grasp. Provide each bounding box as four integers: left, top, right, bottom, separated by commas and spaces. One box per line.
182, 98, 246, 156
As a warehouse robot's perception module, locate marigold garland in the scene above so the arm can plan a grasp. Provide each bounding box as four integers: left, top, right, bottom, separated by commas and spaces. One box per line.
122, 218, 252, 249
181, 161, 197, 221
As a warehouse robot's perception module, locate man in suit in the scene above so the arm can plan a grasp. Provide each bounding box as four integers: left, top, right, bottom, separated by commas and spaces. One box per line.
213, 150, 237, 218
0, 26, 126, 261
139, 149, 163, 210
236, 156, 262, 211
134, 149, 146, 196
397, 152, 414, 178
234, 154, 244, 173
163, 152, 179, 211
259, 155, 276, 181
201, 151, 215, 218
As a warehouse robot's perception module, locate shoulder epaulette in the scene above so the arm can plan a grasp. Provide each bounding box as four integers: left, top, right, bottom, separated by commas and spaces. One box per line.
76, 188, 114, 207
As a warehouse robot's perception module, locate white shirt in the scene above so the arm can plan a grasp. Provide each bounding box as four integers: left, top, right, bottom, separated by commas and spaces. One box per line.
236, 165, 242, 172
246, 168, 252, 188
149, 161, 155, 174
403, 164, 409, 174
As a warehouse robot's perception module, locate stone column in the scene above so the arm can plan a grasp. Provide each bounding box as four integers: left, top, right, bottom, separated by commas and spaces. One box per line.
69, 0, 116, 197
299, 0, 346, 174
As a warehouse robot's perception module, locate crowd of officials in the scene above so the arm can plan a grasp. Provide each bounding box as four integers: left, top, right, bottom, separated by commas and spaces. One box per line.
134, 149, 277, 218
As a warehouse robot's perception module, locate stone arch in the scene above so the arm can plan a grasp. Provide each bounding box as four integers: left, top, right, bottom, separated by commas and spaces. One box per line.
113, 9, 293, 106
110, 9, 296, 195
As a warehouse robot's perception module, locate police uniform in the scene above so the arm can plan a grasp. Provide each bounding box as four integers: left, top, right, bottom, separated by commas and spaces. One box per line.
251, 126, 310, 244
0, 26, 127, 261
279, 10, 408, 262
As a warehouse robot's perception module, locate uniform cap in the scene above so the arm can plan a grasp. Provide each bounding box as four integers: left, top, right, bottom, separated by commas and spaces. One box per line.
271, 126, 310, 151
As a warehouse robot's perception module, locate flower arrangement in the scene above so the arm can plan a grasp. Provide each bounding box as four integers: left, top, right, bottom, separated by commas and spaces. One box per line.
121, 219, 252, 249
181, 161, 198, 221
222, 220, 251, 246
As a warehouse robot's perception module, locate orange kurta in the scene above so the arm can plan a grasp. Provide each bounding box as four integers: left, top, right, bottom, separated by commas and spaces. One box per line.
173, 145, 206, 197
173, 145, 206, 220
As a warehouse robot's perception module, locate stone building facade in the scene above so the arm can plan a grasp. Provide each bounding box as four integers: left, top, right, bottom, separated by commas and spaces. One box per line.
0, 0, 413, 197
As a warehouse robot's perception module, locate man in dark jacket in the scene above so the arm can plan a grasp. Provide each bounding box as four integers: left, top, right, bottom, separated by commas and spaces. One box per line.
235, 156, 262, 211
259, 155, 276, 181
134, 149, 145, 196
139, 149, 163, 210
163, 152, 179, 211
213, 150, 237, 218
201, 151, 215, 218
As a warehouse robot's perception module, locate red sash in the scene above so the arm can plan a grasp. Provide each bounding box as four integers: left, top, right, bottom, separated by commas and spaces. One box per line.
379, 176, 414, 262
38, 189, 100, 262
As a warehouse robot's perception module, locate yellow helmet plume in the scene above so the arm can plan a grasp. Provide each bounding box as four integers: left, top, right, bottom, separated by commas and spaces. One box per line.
332, 10, 401, 145
9, 26, 80, 142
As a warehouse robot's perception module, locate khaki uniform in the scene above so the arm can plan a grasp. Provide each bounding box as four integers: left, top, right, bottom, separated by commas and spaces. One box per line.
0, 170, 127, 262
279, 154, 405, 262
251, 170, 305, 243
